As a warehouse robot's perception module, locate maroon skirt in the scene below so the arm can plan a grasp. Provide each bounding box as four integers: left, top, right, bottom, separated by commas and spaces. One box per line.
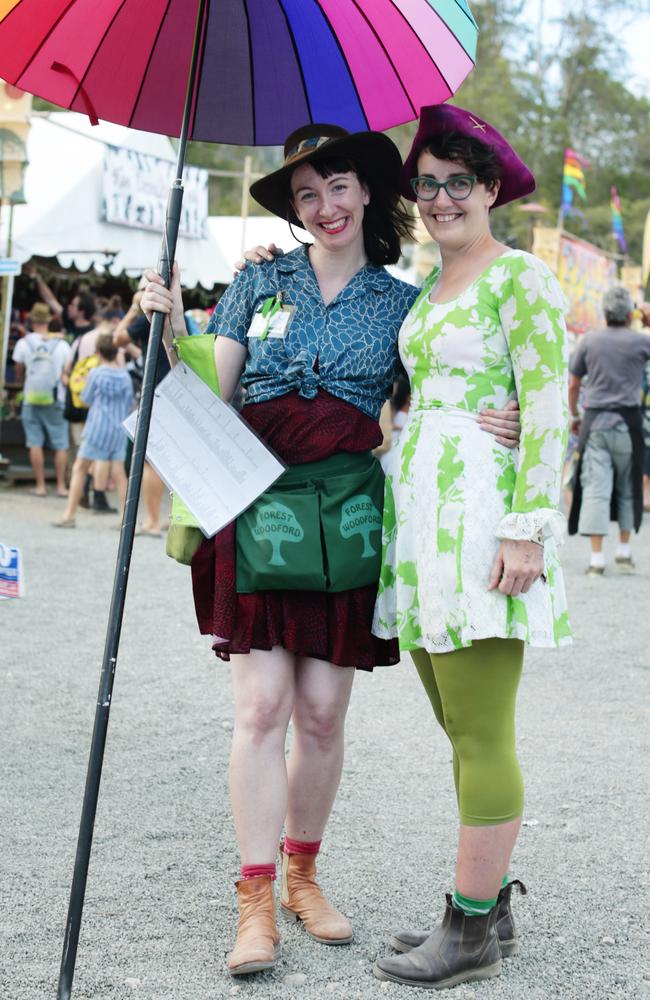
191, 390, 399, 670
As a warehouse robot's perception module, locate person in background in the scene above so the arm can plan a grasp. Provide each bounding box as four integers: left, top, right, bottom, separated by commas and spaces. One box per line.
114, 278, 168, 536
568, 286, 650, 574
642, 360, 650, 512
63, 306, 128, 510
639, 304, 650, 513
24, 265, 96, 341
12, 302, 70, 497
54, 333, 133, 528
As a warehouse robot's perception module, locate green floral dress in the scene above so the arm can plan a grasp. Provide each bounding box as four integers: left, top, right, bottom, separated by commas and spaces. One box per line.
373, 250, 571, 654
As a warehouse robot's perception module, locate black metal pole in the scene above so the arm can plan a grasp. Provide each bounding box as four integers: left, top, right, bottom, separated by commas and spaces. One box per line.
56, 2, 208, 997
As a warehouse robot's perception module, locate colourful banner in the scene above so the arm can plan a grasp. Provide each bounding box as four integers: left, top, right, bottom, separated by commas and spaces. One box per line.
561, 148, 589, 220
610, 186, 627, 253
557, 233, 616, 334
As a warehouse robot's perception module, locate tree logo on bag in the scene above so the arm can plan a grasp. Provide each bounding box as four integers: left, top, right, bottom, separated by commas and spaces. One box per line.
340, 494, 382, 557
253, 502, 304, 566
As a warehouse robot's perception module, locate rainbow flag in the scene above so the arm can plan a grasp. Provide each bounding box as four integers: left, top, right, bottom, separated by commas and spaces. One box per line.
610, 186, 627, 253
561, 148, 589, 220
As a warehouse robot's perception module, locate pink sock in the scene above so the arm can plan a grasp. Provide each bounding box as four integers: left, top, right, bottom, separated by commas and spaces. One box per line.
240, 863, 277, 881
283, 837, 321, 856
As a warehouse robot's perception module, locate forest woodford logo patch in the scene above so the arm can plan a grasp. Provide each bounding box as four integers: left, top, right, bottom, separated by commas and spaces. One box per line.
340, 494, 382, 557
253, 501, 304, 566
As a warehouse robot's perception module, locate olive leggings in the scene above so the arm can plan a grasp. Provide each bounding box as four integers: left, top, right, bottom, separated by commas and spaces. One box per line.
411, 638, 524, 826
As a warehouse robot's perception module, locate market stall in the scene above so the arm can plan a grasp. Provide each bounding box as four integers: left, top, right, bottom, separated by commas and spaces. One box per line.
1, 111, 231, 475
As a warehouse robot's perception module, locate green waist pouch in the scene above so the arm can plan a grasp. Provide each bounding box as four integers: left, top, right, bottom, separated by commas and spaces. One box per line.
236, 452, 385, 594
165, 335, 220, 566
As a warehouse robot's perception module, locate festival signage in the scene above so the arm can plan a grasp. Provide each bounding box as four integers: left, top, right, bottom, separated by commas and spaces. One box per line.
0, 542, 24, 599
101, 145, 208, 239
556, 233, 617, 335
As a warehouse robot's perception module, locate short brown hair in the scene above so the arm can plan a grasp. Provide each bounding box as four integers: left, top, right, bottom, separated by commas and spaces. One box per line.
415, 130, 502, 192
96, 332, 118, 362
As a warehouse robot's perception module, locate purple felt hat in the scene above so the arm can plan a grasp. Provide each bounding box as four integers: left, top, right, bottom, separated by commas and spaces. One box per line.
401, 104, 535, 208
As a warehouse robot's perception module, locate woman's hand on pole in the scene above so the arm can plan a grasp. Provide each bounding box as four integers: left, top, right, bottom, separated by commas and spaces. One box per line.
234, 243, 284, 274
487, 539, 544, 597
478, 398, 520, 448
140, 263, 185, 333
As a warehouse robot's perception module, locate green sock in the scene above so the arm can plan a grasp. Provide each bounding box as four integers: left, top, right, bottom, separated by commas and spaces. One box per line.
452, 889, 497, 917
502, 875, 509, 889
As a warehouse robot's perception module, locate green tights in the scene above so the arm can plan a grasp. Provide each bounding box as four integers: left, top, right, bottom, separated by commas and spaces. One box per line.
411, 638, 524, 826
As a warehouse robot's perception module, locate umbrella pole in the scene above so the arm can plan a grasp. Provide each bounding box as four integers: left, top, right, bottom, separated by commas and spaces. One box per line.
56, 3, 208, 997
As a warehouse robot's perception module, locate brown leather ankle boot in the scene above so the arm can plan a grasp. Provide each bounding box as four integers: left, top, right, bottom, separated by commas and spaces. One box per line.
227, 876, 280, 976
374, 894, 501, 989
280, 842, 353, 945
389, 878, 527, 959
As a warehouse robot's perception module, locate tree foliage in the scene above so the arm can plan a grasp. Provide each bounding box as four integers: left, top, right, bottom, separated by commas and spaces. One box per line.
448, 0, 650, 258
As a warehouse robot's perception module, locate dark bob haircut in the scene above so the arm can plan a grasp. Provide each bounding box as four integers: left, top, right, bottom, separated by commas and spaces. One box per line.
288, 156, 414, 267
413, 130, 502, 193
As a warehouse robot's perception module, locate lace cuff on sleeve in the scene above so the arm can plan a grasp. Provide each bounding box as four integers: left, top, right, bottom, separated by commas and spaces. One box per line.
496, 509, 567, 545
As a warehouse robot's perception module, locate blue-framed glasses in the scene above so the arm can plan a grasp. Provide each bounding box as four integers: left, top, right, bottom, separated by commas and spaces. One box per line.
410, 174, 477, 201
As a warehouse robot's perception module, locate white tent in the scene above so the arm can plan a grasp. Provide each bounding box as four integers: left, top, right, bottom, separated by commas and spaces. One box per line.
207, 215, 302, 271
207, 216, 419, 285
10, 112, 230, 288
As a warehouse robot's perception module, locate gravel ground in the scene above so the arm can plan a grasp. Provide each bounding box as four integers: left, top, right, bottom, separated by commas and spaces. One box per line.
1, 484, 649, 1000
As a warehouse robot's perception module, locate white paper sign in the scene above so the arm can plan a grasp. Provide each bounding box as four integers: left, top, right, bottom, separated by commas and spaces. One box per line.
123, 365, 285, 536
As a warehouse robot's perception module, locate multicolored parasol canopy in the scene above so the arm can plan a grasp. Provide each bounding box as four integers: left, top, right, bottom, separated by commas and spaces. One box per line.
0, 0, 478, 145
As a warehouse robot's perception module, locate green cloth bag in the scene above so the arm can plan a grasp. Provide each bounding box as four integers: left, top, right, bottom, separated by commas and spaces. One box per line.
165, 335, 220, 565
236, 486, 326, 592
320, 457, 385, 592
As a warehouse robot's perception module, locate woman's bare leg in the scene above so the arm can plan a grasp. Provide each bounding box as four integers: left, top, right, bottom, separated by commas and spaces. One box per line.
142, 461, 164, 531
92, 459, 110, 491
285, 658, 355, 841
61, 457, 91, 521
456, 817, 522, 900
229, 647, 296, 864
111, 460, 128, 512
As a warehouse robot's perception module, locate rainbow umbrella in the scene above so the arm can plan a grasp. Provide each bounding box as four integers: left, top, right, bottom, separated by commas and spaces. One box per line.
0, 0, 477, 143
0, 4, 477, 999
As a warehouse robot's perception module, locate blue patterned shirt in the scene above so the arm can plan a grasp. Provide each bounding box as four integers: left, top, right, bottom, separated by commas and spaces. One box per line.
207, 246, 418, 420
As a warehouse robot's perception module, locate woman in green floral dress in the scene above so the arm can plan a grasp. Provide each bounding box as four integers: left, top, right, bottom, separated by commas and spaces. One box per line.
373, 106, 571, 991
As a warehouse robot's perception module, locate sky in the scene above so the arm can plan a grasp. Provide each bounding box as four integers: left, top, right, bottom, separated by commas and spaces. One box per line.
523, 0, 650, 95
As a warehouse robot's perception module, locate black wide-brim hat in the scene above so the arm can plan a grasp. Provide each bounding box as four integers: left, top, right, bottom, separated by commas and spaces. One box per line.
401, 104, 535, 208
250, 124, 403, 225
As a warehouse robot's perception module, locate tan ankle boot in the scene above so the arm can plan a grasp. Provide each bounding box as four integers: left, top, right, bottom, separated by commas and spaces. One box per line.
227, 876, 280, 976
280, 843, 353, 945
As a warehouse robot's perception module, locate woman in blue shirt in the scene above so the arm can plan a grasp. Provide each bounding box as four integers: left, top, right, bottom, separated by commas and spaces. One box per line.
141, 124, 518, 978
